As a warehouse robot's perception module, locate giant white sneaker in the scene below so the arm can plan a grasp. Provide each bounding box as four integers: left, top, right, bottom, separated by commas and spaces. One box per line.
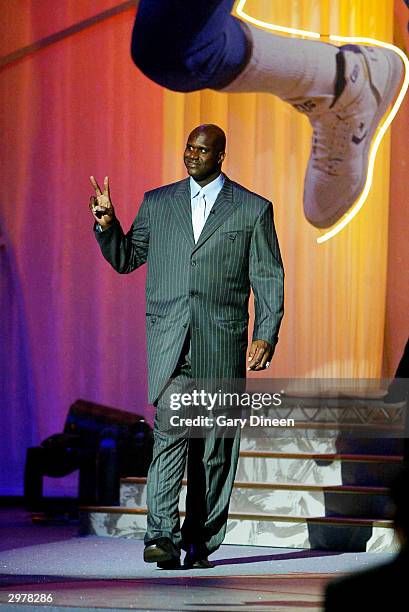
292, 45, 404, 228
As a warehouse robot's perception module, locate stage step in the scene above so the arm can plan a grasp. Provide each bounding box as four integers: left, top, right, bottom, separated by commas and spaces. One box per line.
79, 420, 405, 553
236, 450, 403, 486
120, 477, 394, 520
79, 505, 397, 553
239, 435, 404, 456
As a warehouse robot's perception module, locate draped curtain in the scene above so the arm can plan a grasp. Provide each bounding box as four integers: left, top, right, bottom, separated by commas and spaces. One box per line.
0, 0, 407, 495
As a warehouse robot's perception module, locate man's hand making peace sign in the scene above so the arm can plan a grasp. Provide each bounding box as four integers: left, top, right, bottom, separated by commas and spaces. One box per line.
89, 175, 116, 230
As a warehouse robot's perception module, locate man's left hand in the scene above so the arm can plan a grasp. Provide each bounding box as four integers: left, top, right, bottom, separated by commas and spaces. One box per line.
248, 340, 273, 371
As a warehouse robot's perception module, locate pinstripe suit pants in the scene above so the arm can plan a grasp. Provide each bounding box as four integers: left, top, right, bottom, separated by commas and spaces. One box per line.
145, 335, 241, 555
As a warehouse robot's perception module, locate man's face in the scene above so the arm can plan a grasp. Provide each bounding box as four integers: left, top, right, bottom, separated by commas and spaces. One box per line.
184, 129, 225, 184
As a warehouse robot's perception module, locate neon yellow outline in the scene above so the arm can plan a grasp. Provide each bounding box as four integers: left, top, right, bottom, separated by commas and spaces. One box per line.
234, 0, 409, 243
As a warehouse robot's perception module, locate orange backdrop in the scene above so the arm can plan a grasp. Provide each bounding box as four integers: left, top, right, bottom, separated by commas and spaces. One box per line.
0, 0, 408, 494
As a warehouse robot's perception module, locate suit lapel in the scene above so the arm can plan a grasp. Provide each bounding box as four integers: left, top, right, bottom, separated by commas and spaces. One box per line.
171, 178, 195, 248
193, 176, 238, 253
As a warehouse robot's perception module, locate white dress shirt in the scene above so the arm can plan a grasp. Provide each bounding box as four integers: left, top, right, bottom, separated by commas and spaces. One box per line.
190, 173, 225, 243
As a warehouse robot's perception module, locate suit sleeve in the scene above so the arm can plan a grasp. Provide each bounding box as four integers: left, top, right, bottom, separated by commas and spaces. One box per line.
249, 201, 284, 349
94, 194, 150, 273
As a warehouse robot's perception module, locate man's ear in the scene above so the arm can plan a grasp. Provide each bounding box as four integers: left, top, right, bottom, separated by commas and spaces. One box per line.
219, 151, 226, 163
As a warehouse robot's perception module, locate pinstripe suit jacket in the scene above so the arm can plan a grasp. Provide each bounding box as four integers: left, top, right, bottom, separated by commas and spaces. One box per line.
95, 175, 284, 404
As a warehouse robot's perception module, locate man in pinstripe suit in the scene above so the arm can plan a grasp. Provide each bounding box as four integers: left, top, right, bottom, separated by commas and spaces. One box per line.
89, 124, 284, 568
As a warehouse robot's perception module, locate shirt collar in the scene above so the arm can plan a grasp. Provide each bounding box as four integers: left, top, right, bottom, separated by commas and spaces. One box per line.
190, 173, 225, 200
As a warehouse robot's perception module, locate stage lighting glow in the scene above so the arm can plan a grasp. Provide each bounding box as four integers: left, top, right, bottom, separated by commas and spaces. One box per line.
235, 0, 321, 39
235, 0, 409, 244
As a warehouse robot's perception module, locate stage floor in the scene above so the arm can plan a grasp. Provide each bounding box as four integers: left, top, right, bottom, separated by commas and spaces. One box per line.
0, 506, 396, 611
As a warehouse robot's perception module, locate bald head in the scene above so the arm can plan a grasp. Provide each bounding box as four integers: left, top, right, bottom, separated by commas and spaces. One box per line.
184, 124, 226, 187
189, 124, 226, 154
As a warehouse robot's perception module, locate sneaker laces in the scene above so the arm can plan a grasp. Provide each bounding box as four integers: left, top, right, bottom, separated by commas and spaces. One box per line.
309, 111, 355, 176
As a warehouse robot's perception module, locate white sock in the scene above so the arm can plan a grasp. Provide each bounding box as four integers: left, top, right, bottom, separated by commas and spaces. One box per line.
220, 23, 339, 108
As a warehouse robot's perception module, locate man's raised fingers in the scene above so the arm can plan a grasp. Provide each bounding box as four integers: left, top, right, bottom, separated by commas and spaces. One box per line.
103, 176, 110, 195
89, 175, 102, 196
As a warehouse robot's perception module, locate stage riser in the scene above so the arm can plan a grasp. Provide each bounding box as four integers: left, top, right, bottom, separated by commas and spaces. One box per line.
240, 436, 404, 456
236, 456, 341, 485
120, 481, 393, 519
335, 461, 401, 486
323, 492, 391, 519
80, 510, 398, 553
79, 432, 404, 553
236, 456, 402, 486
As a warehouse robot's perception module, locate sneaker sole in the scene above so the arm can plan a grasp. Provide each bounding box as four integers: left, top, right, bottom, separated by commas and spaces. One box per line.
354, 46, 404, 201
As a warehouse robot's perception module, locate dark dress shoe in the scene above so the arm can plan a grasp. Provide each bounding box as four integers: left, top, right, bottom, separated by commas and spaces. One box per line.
143, 537, 180, 565
157, 558, 182, 570
183, 555, 214, 569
